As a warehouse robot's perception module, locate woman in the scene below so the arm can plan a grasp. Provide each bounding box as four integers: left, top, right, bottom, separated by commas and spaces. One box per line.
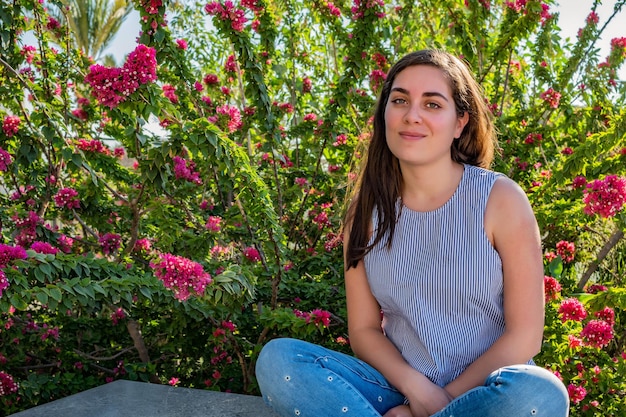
256, 49, 569, 417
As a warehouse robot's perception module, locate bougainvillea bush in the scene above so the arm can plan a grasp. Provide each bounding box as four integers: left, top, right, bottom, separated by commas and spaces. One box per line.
1, 0, 625, 415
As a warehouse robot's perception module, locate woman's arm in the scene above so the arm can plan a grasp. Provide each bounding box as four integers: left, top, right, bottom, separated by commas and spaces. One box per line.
344, 224, 451, 416
444, 176, 545, 398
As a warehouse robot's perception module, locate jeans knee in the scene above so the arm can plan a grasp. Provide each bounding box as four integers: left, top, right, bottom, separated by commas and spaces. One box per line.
494, 365, 569, 414
256, 338, 302, 383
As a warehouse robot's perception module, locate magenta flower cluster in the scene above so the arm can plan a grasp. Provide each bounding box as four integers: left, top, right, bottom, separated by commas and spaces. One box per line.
293, 308, 332, 327
2, 115, 20, 137
0, 147, 13, 171
173, 156, 202, 184
0, 243, 28, 268
555, 240, 575, 263
543, 276, 562, 302
243, 246, 261, 262
30, 241, 59, 255
351, 0, 385, 19
150, 253, 212, 301
205, 1, 247, 32
558, 298, 587, 323
76, 138, 111, 155
213, 104, 243, 133
0, 271, 8, 298
54, 187, 81, 210
540, 87, 561, 108
99, 233, 122, 255
205, 216, 222, 232
84, 44, 157, 108
581, 319, 614, 349
583, 174, 626, 218
0, 371, 18, 396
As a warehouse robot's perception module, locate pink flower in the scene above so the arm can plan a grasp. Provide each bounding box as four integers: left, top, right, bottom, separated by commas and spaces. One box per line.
142, 0, 162, 14
0, 270, 8, 298
99, 233, 122, 255
175, 39, 188, 50
586, 11, 599, 25
133, 238, 151, 252
173, 156, 202, 184
243, 246, 261, 262
30, 241, 58, 255
2, 115, 20, 137
586, 284, 608, 294
85, 44, 157, 108
555, 240, 575, 263
572, 175, 587, 189
567, 383, 586, 404
215, 104, 242, 133
539, 88, 561, 108
54, 187, 81, 210
0, 371, 19, 396
162, 84, 179, 104
168, 377, 180, 386
204, 1, 247, 32
224, 54, 238, 72
369, 69, 386, 91
581, 319, 614, 348
333, 134, 347, 146
595, 307, 615, 326
583, 175, 626, 218
111, 308, 126, 325
150, 253, 212, 301
543, 276, 561, 302
57, 235, 74, 253
0, 147, 13, 171
524, 133, 542, 145
302, 76, 312, 93
308, 309, 331, 327
0, 243, 28, 268
568, 334, 583, 349
77, 138, 110, 155
205, 216, 222, 232
204, 73, 219, 85
303, 113, 317, 122
558, 298, 587, 323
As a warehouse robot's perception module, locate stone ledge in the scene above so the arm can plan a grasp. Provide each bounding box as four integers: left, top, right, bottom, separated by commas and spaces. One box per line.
8, 379, 280, 417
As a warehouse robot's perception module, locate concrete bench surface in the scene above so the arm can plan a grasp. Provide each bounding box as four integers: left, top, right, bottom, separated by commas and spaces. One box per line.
8, 379, 281, 417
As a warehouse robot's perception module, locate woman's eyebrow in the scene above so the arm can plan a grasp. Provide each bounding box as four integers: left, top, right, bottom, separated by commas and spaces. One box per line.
389, 87, 449, 102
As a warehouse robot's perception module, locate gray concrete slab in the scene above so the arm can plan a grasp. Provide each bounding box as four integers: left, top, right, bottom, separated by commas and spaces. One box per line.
8, 380, 280, 417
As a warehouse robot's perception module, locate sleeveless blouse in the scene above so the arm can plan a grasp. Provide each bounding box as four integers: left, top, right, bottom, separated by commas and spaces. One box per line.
363, 164, 505, 387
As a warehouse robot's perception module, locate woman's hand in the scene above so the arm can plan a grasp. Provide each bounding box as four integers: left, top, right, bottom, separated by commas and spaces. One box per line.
385, 374, 453, 417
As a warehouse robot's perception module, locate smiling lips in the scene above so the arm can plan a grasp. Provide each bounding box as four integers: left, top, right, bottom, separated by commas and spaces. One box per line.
399, 131, 427, 140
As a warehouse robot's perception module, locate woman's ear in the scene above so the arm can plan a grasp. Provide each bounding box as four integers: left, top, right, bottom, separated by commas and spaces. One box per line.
455, 111, 469, 139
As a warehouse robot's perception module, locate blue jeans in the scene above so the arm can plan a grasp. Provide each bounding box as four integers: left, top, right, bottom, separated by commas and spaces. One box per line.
256, 338, 569, 417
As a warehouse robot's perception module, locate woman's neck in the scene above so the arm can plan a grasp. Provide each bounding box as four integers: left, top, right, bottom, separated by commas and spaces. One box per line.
399, 160, 464, 212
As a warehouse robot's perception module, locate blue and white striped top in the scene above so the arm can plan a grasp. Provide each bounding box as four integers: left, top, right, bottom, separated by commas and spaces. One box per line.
363, 164, 505, 387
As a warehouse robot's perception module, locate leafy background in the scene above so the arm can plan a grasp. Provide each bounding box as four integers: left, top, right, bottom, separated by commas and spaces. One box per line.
1, 0, 626, 415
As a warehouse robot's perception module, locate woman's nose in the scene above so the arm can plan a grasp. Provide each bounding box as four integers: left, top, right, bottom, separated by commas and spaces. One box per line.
403, 105, 422, 123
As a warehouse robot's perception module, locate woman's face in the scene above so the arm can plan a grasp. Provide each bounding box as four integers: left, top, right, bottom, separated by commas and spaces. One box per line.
384, 65, 468, 169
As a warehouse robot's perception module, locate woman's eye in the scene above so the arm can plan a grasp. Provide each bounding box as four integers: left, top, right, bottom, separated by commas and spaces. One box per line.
390, 98, 407, 104
426, 102, 441, 109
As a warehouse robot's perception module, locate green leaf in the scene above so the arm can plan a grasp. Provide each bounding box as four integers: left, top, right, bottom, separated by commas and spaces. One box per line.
139, 286, 153, 301
48, 287, 62, 302
35, 291, 49, 305
9, 293, 28, 310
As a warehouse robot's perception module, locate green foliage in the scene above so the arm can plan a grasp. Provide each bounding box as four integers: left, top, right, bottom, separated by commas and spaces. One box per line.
1, 0, 626, 415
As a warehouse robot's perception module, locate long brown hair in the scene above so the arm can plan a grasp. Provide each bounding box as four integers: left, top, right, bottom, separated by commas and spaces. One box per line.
344, 49, 497, 270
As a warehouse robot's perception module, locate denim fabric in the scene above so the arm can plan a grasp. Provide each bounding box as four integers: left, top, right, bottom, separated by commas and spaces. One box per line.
256, 338, 569, 417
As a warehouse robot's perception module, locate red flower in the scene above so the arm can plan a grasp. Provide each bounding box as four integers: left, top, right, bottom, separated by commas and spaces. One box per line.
558, 298, 587, 323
